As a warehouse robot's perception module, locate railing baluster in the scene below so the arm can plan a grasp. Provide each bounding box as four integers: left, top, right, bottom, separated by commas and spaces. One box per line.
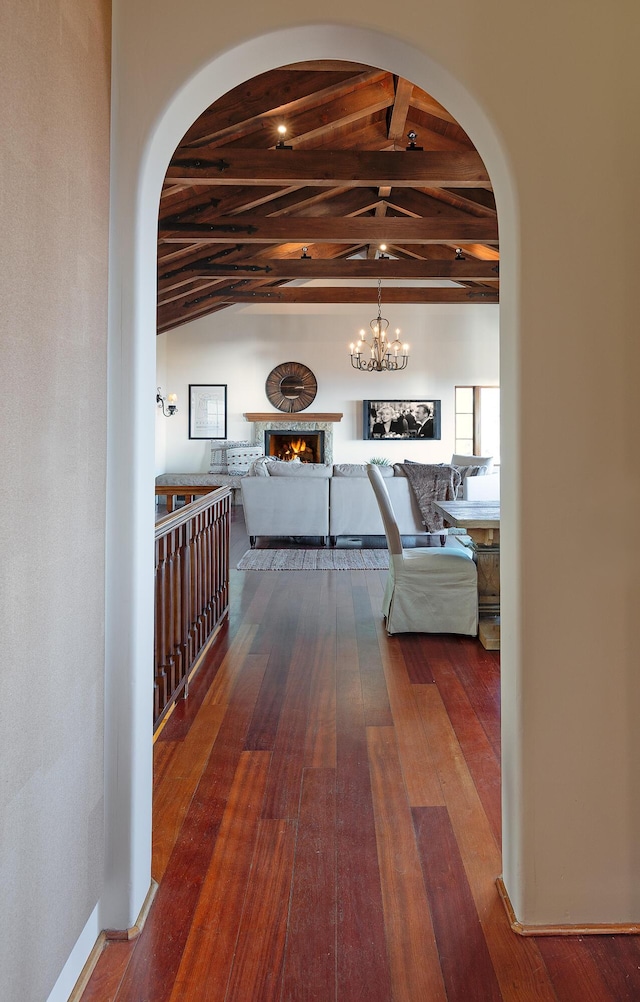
154, 487, 230, 729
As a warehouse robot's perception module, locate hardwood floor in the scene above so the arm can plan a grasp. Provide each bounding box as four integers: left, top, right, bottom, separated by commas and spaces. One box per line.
82, 508, 640, 1001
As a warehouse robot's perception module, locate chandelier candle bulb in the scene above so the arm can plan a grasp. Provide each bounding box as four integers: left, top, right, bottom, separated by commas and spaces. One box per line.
349, 278, 409, 372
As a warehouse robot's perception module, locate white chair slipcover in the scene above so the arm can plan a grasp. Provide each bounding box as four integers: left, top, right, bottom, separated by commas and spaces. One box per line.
367, 465, 478, 636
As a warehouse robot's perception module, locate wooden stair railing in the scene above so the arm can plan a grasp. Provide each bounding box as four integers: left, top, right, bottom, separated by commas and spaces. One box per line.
154, 486, 230, 728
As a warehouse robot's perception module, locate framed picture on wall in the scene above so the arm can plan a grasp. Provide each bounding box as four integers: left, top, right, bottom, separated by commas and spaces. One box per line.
189, 384, 227, 439
363, 399, 441, 440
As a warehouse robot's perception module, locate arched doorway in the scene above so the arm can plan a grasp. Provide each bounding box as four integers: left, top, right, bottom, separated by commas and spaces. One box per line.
104, 24, 516, 931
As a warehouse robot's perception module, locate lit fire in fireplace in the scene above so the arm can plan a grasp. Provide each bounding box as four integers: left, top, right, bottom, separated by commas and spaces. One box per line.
266, 431, 323, 463
288, 438, 307, 458
277, 437, 316, 462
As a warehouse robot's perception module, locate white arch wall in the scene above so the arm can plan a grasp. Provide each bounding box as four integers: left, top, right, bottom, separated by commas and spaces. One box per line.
107, 3, 640, 930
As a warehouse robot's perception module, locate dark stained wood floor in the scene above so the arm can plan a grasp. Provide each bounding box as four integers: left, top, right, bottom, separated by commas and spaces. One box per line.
82, 508, 640, 1001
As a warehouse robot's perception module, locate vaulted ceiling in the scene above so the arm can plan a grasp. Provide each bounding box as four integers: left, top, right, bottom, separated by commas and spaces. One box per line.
157, 61, 499, 334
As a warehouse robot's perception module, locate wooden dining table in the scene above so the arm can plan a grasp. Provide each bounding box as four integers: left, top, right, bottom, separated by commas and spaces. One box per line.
433, 500, 501, 650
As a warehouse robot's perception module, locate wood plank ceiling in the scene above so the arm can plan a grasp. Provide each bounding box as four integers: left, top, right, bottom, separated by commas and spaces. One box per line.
157, 62, 499, 334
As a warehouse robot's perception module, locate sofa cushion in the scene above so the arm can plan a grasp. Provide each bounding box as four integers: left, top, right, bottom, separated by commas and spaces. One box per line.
333, 462, 394, 478
241, 476, 330, 537
246, 455, 300, 475
268, 462, 332, 478
156, 473, 237, 487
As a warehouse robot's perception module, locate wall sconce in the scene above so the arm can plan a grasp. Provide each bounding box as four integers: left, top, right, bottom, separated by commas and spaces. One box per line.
156, 387, 178, 416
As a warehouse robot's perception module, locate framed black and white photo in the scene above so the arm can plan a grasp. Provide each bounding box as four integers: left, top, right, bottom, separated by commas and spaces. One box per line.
189, 384, 227, 439
363, 399, 441, 440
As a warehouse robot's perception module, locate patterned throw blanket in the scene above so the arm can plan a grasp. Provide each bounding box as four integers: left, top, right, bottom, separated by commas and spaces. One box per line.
394, 463, 462, 531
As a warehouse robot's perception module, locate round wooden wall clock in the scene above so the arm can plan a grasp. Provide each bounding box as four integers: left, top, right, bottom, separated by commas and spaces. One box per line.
265, 361, 317, 413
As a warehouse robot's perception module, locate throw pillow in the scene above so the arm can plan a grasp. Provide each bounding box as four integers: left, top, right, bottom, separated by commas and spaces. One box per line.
451, 453, 493, 473
209, 439, 252, 474
453, 463, 483, 498
246, 456, 277, 477
226, 446, 264, 474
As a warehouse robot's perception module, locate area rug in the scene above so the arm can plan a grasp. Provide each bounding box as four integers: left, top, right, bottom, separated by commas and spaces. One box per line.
237, 548, 389, 571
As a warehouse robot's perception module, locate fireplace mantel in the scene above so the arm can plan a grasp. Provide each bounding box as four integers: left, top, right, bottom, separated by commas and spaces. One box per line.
244, 412, 343, 423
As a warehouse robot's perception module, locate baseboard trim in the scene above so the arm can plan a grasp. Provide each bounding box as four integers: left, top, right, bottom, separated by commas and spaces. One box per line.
67, 931, 107, 1002
68, 880, 159, 1001
104, 878, 159, 941
497, 877, 640, 936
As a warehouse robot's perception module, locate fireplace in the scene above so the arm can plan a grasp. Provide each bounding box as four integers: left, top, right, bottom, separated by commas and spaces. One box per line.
265, 429, 325, 464
245, 413, 342, 466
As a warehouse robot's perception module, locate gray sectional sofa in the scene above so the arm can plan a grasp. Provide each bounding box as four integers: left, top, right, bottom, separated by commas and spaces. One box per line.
240, 459, 499, 546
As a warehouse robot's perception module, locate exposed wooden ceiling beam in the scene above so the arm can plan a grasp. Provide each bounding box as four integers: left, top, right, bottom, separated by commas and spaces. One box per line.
409, 112, 471, 149
156, 67, 499, 331
387, 78, 414, 145
409, 89, 459, 125
286, 188, 384, 218
159, 215, 499, 244
177, 258, 500, 281
157, 242, 355, 292
157, 283, 499, 332
441, 187, 497, 211
158, 279, 224, 308
273, 76, 396, 149
158, 304, 230, 332
162, 286, 499, 310
383, 187, 495, 220
180, 68, 384, 148
417, 187, 496, 217
166, 150, 490, 188
226, 287, 498, 303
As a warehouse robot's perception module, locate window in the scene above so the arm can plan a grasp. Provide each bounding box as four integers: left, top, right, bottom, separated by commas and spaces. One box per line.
455, 386, 500, 463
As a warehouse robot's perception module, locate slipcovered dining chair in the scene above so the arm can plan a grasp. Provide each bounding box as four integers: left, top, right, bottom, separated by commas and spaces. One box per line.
367, 465, 478, 636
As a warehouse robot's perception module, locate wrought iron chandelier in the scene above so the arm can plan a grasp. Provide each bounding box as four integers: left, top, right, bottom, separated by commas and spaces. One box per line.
349, 279, 409, 371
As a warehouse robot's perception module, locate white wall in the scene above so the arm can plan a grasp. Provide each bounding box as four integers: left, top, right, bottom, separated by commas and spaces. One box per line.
158, 303, 499, 470
0, 3, 111, 1000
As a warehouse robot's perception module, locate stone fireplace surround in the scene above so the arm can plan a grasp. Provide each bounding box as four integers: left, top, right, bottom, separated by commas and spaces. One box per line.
244, 412, 343, 466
